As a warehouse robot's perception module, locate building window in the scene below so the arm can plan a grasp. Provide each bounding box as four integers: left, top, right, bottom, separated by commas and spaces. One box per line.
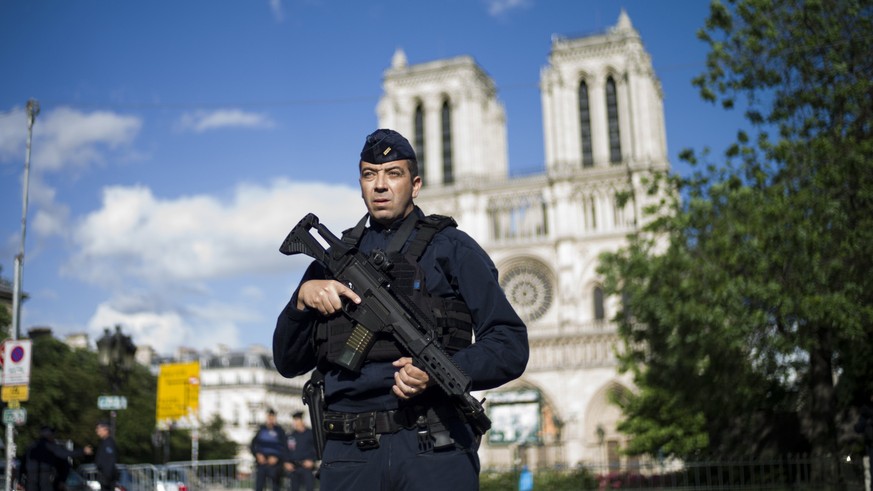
579, 80, 593, 168
414, 103, 426, 184
441, 100, 454, 184
583, 195, 598, 231
613, 196, 624, 229
606, 77, 622, 164
593, 286, 605, 320
622, 291, 633, 321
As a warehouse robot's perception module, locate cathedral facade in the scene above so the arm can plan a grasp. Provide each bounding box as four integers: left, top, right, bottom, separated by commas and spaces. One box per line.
375, 11, 670, 469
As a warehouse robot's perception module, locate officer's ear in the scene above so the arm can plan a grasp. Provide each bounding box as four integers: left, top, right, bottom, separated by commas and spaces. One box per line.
411, 175, 422, 198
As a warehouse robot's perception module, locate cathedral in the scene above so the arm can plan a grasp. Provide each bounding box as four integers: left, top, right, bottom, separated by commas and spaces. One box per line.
375, 10, 670, 469
190, 9, 671, 472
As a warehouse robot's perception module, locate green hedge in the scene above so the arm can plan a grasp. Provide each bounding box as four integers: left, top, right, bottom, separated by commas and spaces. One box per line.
480, 467, 599, 491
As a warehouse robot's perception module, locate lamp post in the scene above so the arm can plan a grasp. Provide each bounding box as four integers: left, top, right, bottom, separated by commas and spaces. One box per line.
96, 325, 137, 436
10, 98, 39, 341
5, 98, 39, 491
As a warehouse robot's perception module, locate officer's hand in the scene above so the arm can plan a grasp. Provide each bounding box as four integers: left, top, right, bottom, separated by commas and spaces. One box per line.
84, 445, 93, 456
302, 459, 315, 469
296, 279, 361, 315
392, 357, 430, 400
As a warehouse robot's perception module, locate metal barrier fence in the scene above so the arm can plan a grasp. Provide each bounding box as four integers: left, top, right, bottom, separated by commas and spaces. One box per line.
482, 454, 869, 491
78, 460, 252, 491
5, 455, 865, 490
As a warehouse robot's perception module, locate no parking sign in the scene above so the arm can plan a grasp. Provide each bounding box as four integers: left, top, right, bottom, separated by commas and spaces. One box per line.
2, 339, 32, 386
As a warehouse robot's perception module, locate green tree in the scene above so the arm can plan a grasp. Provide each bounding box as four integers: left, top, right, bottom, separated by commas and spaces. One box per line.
197, 414, 242, 461
14, 327, 241, 466
162, 415, 240, 462
17, 331, 158, 464
600, 0, 873, 460
1, 267, 13, 338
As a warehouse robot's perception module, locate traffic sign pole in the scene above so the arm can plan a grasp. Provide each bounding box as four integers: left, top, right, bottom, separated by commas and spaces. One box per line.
97, 395, 128, 440
2, 408, 27, 425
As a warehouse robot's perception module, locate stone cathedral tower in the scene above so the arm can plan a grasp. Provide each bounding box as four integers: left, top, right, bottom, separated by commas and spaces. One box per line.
376, 10, 669, 468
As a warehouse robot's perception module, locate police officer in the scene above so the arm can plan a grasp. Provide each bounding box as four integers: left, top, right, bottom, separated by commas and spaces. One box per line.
250, 408, 286, 491
273, 128, 529, 490
20, 426, 92, 491
93, 421, 119, 491
284, 412, 317, 491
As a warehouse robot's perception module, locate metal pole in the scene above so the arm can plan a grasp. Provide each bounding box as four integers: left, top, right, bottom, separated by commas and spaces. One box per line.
191, 425, 199, 467
10, 99, 38, 340
6, 98, 39, 491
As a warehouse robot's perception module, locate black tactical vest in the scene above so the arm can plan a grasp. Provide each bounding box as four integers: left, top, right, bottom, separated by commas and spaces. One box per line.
313, 213, 473, 368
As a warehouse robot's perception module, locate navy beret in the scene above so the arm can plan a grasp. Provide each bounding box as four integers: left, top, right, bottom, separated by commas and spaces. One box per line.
360, 128, 417, 164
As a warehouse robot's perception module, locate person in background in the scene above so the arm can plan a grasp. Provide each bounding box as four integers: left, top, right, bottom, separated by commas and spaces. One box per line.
93, 421, 118, 491
20, 426, 92, 491
284, 411, 317, 491
250, 408, 286, 491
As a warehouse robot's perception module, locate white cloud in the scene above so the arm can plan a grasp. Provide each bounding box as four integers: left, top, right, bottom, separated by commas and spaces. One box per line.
74, 178, 365, 354
87, 297, 247, 354
241, 285, 264, 300
176, 109, 275, 133
68, 178, 362, 287
1, 106, 143, 171
30, 176, 71, 238
485, 0, 532, 16
1, 106, 141, 245
33, 107, 141, 172
269, 0, 284, 22
32, 204, 71, 239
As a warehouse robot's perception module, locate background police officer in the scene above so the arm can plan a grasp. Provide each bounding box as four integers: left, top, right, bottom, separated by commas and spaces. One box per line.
284, 411, 317, 491
94, 421, 118, 491
20, 426, 92, 491
250, 408, 286, 491
273, 128, 529, 490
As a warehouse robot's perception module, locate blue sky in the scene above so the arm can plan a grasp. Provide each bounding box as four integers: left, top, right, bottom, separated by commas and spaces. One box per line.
0, 0, 744, 356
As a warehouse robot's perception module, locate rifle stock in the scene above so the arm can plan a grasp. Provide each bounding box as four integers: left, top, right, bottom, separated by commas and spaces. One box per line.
280, 213, 491, 435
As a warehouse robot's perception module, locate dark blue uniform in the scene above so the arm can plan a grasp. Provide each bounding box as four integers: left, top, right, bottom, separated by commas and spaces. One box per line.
21, 434, 87, 491
94, 435, 119, 491
285, 426, 317, 491
250, 423, 287, 491
273, 207, 529, 490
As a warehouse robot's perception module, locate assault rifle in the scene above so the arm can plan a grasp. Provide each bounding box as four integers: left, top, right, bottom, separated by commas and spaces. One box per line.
279, 213, 491, 436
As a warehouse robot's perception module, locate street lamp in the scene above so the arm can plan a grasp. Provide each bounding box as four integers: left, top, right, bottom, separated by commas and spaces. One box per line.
96, 325, 137, 435
5, 99, 39, 491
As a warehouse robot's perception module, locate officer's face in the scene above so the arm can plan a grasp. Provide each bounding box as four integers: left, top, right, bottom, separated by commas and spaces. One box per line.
359, 159, 422, 226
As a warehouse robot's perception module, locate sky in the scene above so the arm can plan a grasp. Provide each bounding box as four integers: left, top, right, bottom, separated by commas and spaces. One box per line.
0, 0, 746, 357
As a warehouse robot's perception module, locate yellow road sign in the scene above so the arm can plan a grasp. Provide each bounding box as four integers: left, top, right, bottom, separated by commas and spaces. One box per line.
1, 384, 29, 402
156, 361, 200, 423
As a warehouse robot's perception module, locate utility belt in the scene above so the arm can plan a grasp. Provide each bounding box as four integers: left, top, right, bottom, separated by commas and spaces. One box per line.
323, 404, 459, 451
